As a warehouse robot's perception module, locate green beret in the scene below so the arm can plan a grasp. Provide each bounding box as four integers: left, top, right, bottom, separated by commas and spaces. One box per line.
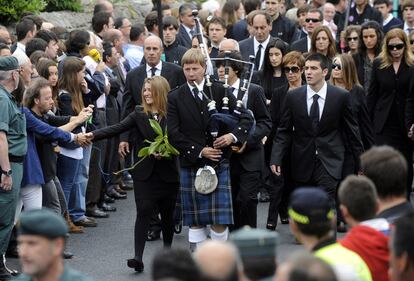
230, 226, 278, 257
0, 56, 19, 71
17, 209, 68, 239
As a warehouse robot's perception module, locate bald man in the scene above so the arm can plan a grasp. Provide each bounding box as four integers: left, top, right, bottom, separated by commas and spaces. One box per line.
193, 241, 244, 281
218, 39, 240, 53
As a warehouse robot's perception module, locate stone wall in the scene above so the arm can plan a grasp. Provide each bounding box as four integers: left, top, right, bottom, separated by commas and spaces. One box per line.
39, 0, 154, 31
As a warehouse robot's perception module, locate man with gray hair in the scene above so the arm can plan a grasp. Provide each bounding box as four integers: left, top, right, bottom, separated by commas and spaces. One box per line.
0, 56, 27, 280
176, 3, 197, 48
219, 39, 240, 53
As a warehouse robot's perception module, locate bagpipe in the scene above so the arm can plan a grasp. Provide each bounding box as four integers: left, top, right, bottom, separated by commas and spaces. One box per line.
192, 10, 256, 153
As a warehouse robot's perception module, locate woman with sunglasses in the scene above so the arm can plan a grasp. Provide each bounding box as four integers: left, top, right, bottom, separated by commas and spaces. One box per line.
331, 54, 374, 173
84, 76, 179, 273
344, 25, 361, 55
266, 51, 305, 229
253, 38, 288, 106
409, 30, 414, 54
352, 21, 383, 93
368, 28, 414, 197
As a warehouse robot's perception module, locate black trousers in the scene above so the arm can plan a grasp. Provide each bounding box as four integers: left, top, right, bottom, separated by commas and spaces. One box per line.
230, 160, 261, 229
133, 189, 176, 261
294, 157, 339, 206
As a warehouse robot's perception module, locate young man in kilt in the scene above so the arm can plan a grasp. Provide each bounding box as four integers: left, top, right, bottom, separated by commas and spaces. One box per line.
167, 49, 252, 248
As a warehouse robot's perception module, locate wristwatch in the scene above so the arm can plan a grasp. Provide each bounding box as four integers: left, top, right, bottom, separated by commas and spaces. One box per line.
1, 169, 12, 176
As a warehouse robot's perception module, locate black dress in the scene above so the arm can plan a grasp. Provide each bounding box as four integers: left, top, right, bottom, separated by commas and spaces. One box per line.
92, 106, 179, 262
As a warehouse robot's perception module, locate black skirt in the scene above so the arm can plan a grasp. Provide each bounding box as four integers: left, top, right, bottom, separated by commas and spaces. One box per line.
132, 168, 179, 200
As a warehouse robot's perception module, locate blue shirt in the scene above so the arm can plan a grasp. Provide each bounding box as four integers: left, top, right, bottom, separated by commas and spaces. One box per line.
21, 107, 73, 187
124, 44, 144, 69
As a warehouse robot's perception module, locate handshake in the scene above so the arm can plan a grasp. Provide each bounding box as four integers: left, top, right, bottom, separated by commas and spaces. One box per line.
74, 133, 93, 147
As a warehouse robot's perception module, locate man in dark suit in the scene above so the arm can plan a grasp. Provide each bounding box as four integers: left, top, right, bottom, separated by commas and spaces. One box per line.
216, 52, 272, 229
176, 3, 197, 49
291, 8, 323, 53
270, 53, 364, 204
232, 0, 261, 42
265, 0, 297, 43
120, 35, 185, 241
239, 11, 274, 71
168, 49, 251, 248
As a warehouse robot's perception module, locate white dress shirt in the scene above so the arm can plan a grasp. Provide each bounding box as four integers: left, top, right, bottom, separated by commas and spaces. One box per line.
404, 22, 414, 35
306, 82, 327, 120
230, 79, 248, 108
187, 79, 205, 100
124, 44, 144, 69
253, 35, 271, 70
146, 61, 162, 77
182, 24, 195, 40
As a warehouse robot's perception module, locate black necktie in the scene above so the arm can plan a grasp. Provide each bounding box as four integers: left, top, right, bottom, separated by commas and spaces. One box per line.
192, 88, 202, 109
255, 44, 262, 71
310, 94, 320, 133
151, 67, 157, 77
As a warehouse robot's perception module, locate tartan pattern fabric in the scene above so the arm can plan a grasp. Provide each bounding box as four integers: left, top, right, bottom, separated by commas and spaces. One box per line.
180, 163, 234, 226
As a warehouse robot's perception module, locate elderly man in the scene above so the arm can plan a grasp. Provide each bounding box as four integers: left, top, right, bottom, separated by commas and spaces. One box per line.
11, 209, 94, 281
0, 56, 27, 280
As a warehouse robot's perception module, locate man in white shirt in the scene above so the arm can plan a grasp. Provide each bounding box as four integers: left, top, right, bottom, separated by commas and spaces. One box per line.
402, 0, 414, 36
124, 24, 147, 70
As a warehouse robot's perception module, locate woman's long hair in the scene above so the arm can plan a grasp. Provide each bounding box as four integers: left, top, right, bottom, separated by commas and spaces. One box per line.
58, 57, 85, 114
262, 38, 288, 96
331, 54, 361, 91
141, 76, 170, 118
359, 21, 383, 57
378, 28, 414, 69
36, 59, 59, 105
222, 0, 241, 26
310, 25, 337, 59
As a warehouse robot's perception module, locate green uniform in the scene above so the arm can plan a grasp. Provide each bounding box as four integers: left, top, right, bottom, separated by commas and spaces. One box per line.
11, 266, 94, 281
315, 242, 373, 281
0, 84, 26, 255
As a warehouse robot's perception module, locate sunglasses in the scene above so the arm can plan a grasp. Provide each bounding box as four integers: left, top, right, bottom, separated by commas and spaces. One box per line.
347, 37, 358, 42
387, 43, 405, 50
305, 18, 320, 23
332, 63, 342, 70
283, 66, 301, 73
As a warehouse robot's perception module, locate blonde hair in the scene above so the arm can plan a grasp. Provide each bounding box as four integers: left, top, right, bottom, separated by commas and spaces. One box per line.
181, 48, 206, 67
378, 28, 414, 69
331, 54, 361, 91
141, 76, 170, 118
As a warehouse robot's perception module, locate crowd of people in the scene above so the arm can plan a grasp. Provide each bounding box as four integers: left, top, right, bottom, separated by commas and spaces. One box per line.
1, 0, 414, 280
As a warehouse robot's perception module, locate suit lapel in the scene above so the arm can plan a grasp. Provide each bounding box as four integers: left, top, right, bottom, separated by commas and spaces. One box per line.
319, 85, 332, 128
300, 87, 313, 129
182, 85, 204, 127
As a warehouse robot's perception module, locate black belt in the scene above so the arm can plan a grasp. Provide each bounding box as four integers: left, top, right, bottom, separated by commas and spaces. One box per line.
97, 108, 105, 111
9, 155, 24, 163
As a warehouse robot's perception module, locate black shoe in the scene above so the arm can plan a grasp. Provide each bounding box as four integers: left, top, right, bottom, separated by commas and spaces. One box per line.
98, 202, 117, 212
174, 224, 182, 234
104, 194, 115, 204
63, 250, 74, 259
266, 223, 276, 231
127, 259, 144, 272
107, 189, 127, 200
115, 186, 127, 195
280, 218, 289, 224
146, 230, 161, 241
120, 182, 133, 190
74, 217, 97, 227
86, 209, 109, 218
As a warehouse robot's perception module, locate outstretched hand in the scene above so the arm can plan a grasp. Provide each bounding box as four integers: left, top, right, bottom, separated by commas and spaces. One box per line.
75, 133, 92, 147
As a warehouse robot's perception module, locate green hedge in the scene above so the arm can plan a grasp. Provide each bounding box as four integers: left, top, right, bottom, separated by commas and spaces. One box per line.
0, 0, 82, 24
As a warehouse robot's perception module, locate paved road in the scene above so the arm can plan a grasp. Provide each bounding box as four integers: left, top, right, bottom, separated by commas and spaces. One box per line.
8, 190, 303, 281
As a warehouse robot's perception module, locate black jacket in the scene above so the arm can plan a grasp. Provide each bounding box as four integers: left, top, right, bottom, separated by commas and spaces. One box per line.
167, 81, 252, 168
176, 24, 192, 49
270, 15, 297, 44
270, 84, 364, 181
367, 59, 414, 134
230, 83, 272, 172
164, 40, 188, 65
349, 4, 383, 26
92, 106, 179, 183
291, 36, 308, 53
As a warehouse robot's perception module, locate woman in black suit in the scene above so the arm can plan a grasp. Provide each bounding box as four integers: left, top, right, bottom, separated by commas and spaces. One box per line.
86, 76, 179, 272
267, 51, 305, 229
368, 28, 414, 197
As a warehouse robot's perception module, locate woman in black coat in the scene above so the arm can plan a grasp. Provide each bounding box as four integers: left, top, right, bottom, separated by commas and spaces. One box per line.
367, 28, 414, 197
86, 77, 179, 272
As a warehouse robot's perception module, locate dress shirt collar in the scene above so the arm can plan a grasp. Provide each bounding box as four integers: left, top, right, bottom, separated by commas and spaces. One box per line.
383, 14, 393, 26
404, 22, 414, 33
188, 79, 206, 95
230, 79, 241, 95
182, 24, 194, 38
146, 61, 162, 74
307, 36, 312, 52
253, 35, 271, 51
307, 81, 327, 101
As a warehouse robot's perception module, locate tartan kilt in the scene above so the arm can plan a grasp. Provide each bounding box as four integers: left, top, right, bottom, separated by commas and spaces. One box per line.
180, 162, 233, 226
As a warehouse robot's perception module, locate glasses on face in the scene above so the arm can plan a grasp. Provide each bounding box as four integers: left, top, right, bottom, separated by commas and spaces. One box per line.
332, 63, 342, 70
347, 37, 358, 42
283, 66, 300, 73
305, 18, 320, 23
387, 43, 405, 51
